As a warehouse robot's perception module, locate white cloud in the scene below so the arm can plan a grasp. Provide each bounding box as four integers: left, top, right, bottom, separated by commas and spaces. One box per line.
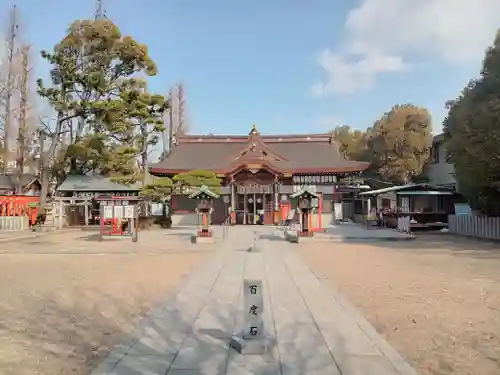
314, 0, 500, 95
312, 50, 408, 95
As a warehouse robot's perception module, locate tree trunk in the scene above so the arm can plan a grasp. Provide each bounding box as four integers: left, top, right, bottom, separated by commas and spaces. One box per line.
141, 123, 149, 186
38, 131, 47, 213
16, 46, 30, 194
39, 112, 64, 213
2, 6, 18, 174
39, 160, 50, 214
70, 116, 85, 173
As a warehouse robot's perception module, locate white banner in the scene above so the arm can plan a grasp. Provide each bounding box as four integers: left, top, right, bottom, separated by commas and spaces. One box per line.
103, 206, 113, 219
113, 205, 123, 218
123, 205, 135, 219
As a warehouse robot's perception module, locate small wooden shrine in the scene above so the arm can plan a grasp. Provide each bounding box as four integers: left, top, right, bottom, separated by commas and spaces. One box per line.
189, 185, 219, 240
290, 187, 320, 237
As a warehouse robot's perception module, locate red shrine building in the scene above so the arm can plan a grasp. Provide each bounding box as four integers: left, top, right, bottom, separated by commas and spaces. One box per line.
149, 125, 369, 227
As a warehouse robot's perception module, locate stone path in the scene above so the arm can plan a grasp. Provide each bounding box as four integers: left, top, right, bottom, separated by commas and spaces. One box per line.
92, 226, 417, 375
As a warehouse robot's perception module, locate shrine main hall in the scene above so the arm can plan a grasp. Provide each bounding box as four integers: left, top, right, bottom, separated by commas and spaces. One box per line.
149, 125, 369, 227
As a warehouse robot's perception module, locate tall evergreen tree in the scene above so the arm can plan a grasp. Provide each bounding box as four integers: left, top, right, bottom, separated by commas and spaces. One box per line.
443, 31, 500, 216
37, 19, 166, 207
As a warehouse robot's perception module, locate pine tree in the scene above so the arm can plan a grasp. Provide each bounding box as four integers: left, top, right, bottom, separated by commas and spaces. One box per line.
37, 19, 166, 208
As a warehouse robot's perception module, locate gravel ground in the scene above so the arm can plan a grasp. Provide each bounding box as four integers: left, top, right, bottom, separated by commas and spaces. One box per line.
299, 233, 500, 375
0, 229, 210, 375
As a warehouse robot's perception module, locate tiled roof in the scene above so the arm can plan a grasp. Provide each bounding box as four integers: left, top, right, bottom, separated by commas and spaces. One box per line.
150, 132, 369, 174
57, 175, 140, 192
0, 174, 39, 190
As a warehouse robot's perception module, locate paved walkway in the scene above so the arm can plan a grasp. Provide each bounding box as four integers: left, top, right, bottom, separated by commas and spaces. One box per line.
92, 226, 417, 375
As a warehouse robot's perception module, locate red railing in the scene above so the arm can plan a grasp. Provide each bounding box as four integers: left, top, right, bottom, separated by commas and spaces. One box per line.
0, 196, 40, 225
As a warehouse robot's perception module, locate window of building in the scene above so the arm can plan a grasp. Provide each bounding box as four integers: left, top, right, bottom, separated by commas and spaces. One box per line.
400, 197, 410, 213
381, 198, 391, 208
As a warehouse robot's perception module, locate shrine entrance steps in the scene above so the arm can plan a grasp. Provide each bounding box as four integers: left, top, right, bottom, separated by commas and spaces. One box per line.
92, 226, 417, 375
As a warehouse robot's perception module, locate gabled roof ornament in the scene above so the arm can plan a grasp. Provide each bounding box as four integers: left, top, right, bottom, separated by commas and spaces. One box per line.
188, 185, 219, 199
290, 186, 320, 199
249, 124, 259, 135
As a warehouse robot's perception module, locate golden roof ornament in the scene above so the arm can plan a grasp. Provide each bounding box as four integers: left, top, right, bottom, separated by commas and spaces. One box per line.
249, 124, 259, 135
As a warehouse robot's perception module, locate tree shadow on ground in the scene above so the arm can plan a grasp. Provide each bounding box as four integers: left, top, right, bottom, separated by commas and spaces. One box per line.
19, 239, 56, 245
2, 285, 333, 375
258, 233, 286, 242
0, 289, 149, 375
163, 232, 194, 240
80, 233, 131, 242
80, 226, 101, 232
336, 231, 500, 261
0, 231, 345, 375
104, 284, 342, 375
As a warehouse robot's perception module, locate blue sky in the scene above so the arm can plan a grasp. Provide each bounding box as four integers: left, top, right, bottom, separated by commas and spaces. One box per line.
1, 0, 497, 136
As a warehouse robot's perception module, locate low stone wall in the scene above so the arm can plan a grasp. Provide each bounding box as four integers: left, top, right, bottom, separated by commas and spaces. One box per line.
0, 216, 29, 231
171, 213, 200, 226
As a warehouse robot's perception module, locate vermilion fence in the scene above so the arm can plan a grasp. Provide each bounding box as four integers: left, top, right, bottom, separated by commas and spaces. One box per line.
0, 195, 40, 226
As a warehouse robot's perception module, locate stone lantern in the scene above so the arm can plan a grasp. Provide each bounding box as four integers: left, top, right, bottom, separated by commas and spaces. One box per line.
290, 187, 320, 237
189, 185, 219, 242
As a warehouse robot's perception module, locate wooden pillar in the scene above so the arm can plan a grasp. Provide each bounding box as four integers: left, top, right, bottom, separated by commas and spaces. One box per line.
262, 193, 266, 225
253, 193, 256, 224
202, 212, 208, 231
318, 193, 323, 229
59, 201, 64, 229
273, 182, 279, 225
243, 191, 247, 224
84, 201, 89, 226
302, 211, 309, 232
230, 182, 236, 224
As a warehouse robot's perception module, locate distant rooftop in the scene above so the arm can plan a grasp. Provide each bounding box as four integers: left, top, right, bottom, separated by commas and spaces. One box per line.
57, 175, 140, 192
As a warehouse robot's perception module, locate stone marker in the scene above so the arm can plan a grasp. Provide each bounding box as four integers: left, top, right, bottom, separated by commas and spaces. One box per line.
230, 280, 271, 354
248, 231, 260, 252
284, 228, 299, 243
